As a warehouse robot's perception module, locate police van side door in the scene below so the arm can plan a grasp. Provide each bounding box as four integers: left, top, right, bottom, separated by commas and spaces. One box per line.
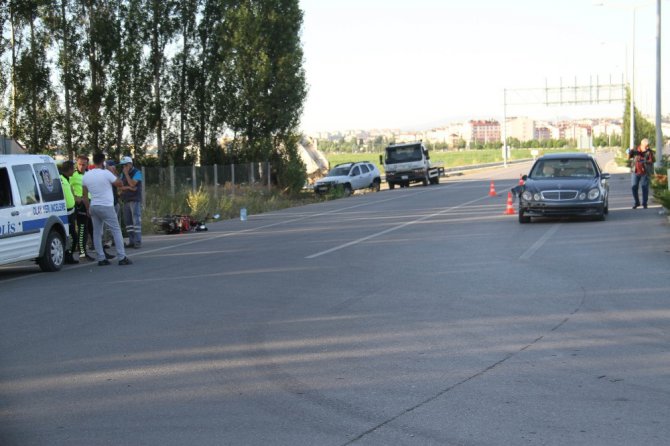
0, 164, 43, 263
1, 165, 25, 263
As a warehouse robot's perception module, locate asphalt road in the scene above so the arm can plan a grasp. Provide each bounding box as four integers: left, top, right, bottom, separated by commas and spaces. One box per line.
1, 154, 669, 446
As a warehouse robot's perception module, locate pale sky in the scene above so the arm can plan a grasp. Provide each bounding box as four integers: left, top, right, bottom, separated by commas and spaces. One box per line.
298, 0, 669, 132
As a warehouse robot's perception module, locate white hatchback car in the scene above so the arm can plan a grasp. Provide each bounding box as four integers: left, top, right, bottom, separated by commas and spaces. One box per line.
314, 161, 382, 196
0, 154, 70, 271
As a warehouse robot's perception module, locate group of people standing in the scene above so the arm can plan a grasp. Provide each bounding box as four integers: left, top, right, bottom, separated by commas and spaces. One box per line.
58, 152, 143, 266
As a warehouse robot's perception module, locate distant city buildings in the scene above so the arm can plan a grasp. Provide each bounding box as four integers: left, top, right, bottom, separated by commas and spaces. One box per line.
308, 116, 627, 150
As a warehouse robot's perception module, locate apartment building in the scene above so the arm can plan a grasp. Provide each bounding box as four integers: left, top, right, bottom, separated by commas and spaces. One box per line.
592, 121, 622, 138
464, 120, 500, 146
506, 117, 535, 142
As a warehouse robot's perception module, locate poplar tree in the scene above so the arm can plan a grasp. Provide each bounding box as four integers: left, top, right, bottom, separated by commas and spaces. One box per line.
143, 0, 177, 163
103, 0, 147, 158
164, 0, 198, 164
125, 0, 152, 158
192, 0, 229, 165
0, 3, 9, 136
79, 0, 118, 153
622, 87, 656, 151
220, 0, 306, 189
44, 0, 85, 159
11, 0, 57, 152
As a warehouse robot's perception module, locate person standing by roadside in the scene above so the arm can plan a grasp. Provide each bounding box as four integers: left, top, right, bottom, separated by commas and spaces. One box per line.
629, 138, 656, 209
82, 152, 132, 266
118, 156, 143, 249
70, 154, 94, 260
58, 160, 78, 264
102, 160, 121, 249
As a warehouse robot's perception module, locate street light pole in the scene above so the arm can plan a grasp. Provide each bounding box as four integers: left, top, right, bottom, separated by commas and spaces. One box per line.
655, 0, 663, 167
503, 89, 508, 168
630, 7, 636, 151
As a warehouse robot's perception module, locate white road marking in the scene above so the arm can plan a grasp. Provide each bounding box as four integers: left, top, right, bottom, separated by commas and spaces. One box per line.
305, 195, 490, 259
519, 224, 561, 261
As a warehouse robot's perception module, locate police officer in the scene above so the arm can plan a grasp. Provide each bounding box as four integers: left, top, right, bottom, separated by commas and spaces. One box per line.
70, 154, 94, 260
59, 160, 78, 264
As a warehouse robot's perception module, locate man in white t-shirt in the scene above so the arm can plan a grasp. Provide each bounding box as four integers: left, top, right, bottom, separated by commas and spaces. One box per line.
82, 152, 133, 266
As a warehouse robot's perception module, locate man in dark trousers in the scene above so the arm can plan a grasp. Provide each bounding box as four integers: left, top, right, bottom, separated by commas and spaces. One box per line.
70, 154, 95, 260
58, 160, 78, 264
118, 156, 143, 249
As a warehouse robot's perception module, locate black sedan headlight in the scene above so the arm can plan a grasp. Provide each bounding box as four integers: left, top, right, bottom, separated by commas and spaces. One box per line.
522, 190, 541, 201
577, 188, 600, 200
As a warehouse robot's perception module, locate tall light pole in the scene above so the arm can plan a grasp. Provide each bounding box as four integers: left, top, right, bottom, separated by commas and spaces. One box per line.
502, 89, 508, 168
655, 0, 663, 167
629, 6, 637, 151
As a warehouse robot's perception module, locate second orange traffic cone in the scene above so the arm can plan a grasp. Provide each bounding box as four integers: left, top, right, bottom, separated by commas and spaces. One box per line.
504, 192, 515, 215
489, 181, 497, 196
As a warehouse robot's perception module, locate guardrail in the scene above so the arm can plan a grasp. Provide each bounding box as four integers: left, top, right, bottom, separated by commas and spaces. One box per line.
380, 158, 534, 182
442, 158, 534, 175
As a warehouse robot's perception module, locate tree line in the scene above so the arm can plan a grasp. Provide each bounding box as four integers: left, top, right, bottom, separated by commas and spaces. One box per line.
0, 0, 307, 190
316, 137, 583, 153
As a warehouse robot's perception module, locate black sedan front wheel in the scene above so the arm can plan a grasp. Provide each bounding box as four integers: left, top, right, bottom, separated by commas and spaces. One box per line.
518, 210, 531, 224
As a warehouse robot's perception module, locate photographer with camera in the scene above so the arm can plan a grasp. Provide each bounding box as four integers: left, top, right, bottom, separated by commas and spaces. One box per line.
628, 138, 656, 209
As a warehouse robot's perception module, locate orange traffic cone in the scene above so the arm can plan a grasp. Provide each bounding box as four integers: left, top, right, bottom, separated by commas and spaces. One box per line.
504, 192, 515, 215
489, 181, 497, 196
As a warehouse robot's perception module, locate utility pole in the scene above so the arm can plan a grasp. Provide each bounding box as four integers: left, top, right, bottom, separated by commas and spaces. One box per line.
502, 89, 508, 168
655, 0, 663, 167
630, 8, 636, 151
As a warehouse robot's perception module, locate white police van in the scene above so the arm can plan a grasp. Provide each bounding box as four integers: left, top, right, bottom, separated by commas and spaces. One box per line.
0, 154, 70, 272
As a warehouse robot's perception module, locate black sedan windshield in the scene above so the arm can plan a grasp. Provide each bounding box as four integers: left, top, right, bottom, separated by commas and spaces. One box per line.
530, 158, 596, 179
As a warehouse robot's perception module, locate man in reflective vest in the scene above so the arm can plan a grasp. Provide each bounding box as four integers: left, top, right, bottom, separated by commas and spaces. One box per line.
59, 160, 78, 264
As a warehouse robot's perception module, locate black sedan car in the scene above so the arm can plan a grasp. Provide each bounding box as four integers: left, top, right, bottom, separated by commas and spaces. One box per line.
518, 153, 610, 223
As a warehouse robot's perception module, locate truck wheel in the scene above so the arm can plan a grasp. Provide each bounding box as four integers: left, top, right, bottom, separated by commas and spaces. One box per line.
422, 175, 429, 186
38, 230, 65, 272
388, 182, 395, 190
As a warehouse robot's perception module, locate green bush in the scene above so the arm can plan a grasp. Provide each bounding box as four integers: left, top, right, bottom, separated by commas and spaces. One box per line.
186, 187, 211, 220
653, 190, 670, 209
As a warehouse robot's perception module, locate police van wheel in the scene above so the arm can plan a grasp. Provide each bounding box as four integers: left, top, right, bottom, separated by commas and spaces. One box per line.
38, 230, 65, 272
